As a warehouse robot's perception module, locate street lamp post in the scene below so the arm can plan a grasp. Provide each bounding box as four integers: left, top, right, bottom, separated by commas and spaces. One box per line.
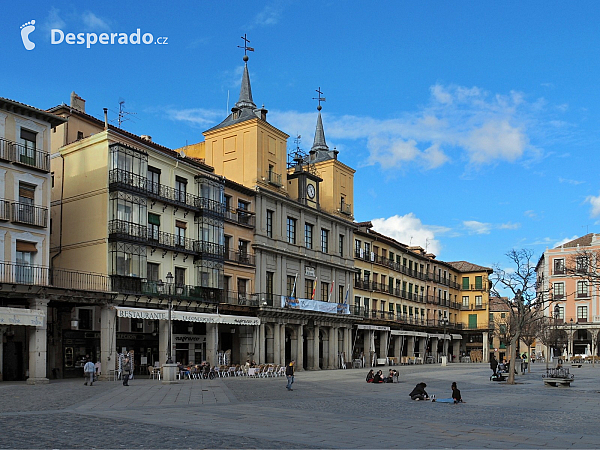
569, 317, 574, 360
442, 318, 448, 357
157, 272, 183, 383
553, 304, 561, 363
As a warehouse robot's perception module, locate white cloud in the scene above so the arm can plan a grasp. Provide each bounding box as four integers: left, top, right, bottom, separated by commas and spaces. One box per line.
524, 210, 537, 218
461, 120, 527, 164
44, 7, 66, 32
463, 220, 492, 234
371, 213, 447, 256
558, 177, 584, 185
554, 235, 579, 247
586, 194, 600, 217
164, 108, 223, 127
250, 4, 283, 27
499, 222, 520, 230
81, 11, 110, 31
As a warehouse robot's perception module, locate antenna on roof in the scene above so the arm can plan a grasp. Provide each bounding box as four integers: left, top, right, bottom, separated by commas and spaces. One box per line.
110, 98, 137, 128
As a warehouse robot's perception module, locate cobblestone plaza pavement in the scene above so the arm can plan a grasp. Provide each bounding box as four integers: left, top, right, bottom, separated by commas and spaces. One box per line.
1, 362, 599, 449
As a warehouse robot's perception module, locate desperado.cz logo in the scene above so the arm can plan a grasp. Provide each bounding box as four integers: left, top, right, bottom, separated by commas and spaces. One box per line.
52, 28, 168, 48
19, 19, 168, 50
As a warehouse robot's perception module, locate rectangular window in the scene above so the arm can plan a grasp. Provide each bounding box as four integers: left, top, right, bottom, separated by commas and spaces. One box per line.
462, 296, 469, 307
553, 282, 565, 299
238, 240, 249, 262
321, 282, 329, 302
175, 176, 187, 203
224, 195, 232, 211
266, 209, 273, 238
266, 272, 274, 302
15, 241, 36, 283
553, 258, 565, 274
321, 229, 329, 253
305, 279, 314, 299
305, 223, 313, 249
577, 280, 589, 297
147, 262, 159, 282
462, 277, 469, 290
287, 217, 296, 244
148, 213, 160, 241
147, 166, 161, 194
364, 242, 370, 255
175, 220, 186, 247
576, 256, 589, 273
339, 234, 344, 257
287, 275, 296, 297
475, 276, 483, 290
355, 239, 361, 254
175, 267, 185, 287
475, 295, 482, 306
339, 285, 345, 303
577, 305, 588, 321
237, 278, 247, 296
468, 314, 477, 329
19, 128, 37, 165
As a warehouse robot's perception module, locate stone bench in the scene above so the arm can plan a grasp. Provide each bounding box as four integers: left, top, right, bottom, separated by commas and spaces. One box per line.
543, 378, 573, 387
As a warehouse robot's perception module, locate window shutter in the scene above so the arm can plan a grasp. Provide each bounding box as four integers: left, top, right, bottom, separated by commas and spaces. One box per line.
19, 185, 35, 199
16, 241, 37, 252
148, 213, 160, 225
20, 128, 37, 142
175, 220, 187, 229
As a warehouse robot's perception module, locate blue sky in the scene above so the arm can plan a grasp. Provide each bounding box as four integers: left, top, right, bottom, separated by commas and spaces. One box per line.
3, 1, 600, 271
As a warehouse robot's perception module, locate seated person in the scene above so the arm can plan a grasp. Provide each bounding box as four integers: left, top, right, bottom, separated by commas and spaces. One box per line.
409, 382, 429, 400
451, 382, 464, 403
372, 370, 385, 383
365, 369, 374, 383
385, 369, 395, 383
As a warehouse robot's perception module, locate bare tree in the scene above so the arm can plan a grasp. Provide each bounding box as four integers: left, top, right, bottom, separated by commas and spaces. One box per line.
490, 249, 550, 384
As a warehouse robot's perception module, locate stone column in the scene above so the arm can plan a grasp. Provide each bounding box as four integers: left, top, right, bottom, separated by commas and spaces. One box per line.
328, 326, 336, 369
205, 323, 218, 366
431, 337, 439, 363
259, 323, 266, 364
482, 332, 489, 363
27, 298, 49, 384
333, 326, 339, 369
394, 336, 401, 360
379, 331, 389, 362
452, 340, 460, 361
297, 324, 304, 370
99, 304, 117, 381
0, 326, 4, 381
364, 330, 374, 367
313, 325, 320, 369
273, 322, 281, 365
280, 324, 286, 364
407, 336, 415, 357
344, 327, 351, 365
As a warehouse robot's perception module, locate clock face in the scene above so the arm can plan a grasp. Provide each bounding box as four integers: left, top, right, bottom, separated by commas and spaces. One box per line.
307, 183, 316, 199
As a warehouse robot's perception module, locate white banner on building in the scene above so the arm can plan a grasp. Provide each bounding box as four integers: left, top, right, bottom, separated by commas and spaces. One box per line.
0, 307, 45, 327
357, 324, 390, 331
280, 296, 350, 314
115, 307, 260, 325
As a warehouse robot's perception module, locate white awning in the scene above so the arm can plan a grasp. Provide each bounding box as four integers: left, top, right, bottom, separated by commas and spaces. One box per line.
0, 307, 45, 327
428, 333, 451, 340
391, 330, 412, 336
357, 324, 390, 331
451, 334, 463, 340
115, 306, 260, 326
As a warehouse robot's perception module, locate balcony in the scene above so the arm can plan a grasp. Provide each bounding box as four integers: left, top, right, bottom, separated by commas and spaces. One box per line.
220, 290, 259, 306
109, 169, 225, 217
338, 202, 352, 216
0, 138, 50, 172
113, 276, 221, 304
193, 240, 225, 260
148, 230, 196, 255
224, 209, 255, 228
0, 199, 10, 221
0, 261, 111, 291
11, 203, 48, 227
108, 219, 148, 243
225, 249, 255, 266
266, 170, 282, 187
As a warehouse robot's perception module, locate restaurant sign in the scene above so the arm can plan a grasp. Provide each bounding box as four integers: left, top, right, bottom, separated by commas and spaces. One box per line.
115, 307, 260, 326
0, 307, 45, 327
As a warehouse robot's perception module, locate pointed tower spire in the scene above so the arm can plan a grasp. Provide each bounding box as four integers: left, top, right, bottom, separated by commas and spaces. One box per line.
235, 34, 256, 110
311, 87, 329, 153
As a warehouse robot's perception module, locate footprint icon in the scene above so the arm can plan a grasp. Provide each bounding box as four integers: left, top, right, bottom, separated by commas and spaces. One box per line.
20, 20, 36, 50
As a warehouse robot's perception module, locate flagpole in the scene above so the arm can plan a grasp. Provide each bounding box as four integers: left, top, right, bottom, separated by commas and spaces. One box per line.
291, 273, 298, 299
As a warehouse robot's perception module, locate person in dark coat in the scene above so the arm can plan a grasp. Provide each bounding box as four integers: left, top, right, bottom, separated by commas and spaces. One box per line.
285, 360, 295, 391
451, 382, 464, 403
372, 370, 384, 383
409, 382, 429, 400
490, 355, 499, 377
365, 369, 374, 383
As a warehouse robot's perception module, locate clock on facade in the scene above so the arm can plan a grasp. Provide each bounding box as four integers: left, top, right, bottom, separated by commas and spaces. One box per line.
307, 183, 316, 199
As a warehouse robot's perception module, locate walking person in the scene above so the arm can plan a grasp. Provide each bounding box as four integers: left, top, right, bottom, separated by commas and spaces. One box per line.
83, 358, 95, 386
122, 357, 131, 386
490, 355, 499, 378
286, 360, 295, 391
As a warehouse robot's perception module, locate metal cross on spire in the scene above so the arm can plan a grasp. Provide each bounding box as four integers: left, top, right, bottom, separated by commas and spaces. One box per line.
312, 87, 326, 111
237, 33, 254, 61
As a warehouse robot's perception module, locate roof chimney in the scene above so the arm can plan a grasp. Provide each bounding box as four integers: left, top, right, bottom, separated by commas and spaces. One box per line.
70, 91, 86, 112
103, 108, 108, 130
140, 135, 152, 142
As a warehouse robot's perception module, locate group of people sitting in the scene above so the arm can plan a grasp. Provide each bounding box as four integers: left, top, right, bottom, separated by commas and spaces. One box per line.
409, 381, 464, 404
365, 369, 399, 383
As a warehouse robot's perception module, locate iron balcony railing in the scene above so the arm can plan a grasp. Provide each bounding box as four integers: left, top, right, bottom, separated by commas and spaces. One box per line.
148, 230, 196, 254
11, 203, 48, 227
0, 262, 111, 291
353, 250, 427, 280
224, 249, 255, 266
109, 169, 225, 217
0, 138, 50, 172
224, 209, 255, 227
220, 291, 260, 306
112, 276, 221, 304
338, 202, 352, 215
108, 219, 148, 242
266, 170, 282, 187
0, 199, 10, 221
193, 240, 225, 259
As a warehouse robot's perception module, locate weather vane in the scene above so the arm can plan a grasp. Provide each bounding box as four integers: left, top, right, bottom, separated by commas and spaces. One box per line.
312, 87, 326, 111
237, 33, 254, 61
